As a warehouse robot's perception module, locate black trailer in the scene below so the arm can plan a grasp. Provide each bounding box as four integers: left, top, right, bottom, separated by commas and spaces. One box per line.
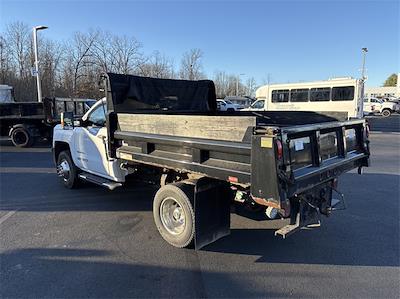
92, 73, 370, 248
0, 98, 95, 147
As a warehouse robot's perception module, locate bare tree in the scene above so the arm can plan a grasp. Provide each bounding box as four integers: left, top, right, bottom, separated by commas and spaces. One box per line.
39, 38, 64, 98
179, 48, 204, 80
5, 21, 31, 79
213, 70, 245, 98
0, 34, 12, 83
213, 70, 230, 98
70, 30, 98, 96
245, 77, 257, 97
139, 51, 175, 78
92, 30, 114, 73
112, 35, 143, 74
3, 21, 36, 101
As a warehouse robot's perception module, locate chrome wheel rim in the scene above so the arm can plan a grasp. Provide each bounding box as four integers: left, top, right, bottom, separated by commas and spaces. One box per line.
57, 159, 70, 181
160, 197, 186, 235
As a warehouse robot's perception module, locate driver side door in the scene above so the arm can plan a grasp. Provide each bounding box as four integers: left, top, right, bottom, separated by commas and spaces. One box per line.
74, 103, 110, 178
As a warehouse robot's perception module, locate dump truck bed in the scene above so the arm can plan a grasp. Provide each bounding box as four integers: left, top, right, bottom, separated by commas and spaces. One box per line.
112, 114, 369, 194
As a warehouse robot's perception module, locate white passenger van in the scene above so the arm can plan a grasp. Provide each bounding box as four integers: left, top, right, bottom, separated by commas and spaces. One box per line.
243, 77, 364, 119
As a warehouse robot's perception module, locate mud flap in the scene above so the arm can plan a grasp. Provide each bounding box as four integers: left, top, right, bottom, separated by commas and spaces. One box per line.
193, 178, 232, 250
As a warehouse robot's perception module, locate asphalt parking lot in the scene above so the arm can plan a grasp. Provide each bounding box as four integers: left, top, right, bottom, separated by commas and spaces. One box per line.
1, 124, 399, 298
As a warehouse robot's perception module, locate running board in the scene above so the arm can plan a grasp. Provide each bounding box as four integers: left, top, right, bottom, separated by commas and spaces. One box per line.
78, 172, 122, 190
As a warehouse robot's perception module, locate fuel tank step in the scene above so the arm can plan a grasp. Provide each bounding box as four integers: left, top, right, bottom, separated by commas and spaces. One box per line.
78, 172, 122, 190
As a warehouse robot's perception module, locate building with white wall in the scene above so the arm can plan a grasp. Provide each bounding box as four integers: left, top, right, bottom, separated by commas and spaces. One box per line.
365, 73, 400, 99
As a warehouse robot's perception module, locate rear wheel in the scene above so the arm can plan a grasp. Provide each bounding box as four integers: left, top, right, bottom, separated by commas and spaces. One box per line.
10, 127, 34, 147
153, 184, 195, 248
57, 150, 79, 189
381, 109, 391, 117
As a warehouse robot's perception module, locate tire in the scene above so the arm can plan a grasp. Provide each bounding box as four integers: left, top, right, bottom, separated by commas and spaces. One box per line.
381, 109, 391, 117
57, 150, 79, 189
10, 127, 34, 148
153, 184, 195, 248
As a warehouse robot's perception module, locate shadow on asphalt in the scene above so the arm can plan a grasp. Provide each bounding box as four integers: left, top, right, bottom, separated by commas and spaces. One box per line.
204, 172, 400, 267
0, 248, 286, 298
1, 171, 399, 268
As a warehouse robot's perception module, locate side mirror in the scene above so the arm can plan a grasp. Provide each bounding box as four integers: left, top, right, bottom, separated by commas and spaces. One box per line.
61, 112, 74, 129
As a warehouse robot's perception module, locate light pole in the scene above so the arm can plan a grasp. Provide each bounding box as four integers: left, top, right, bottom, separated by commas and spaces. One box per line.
236, 73, 245, 96
361, 47, 368, 80
33, 25, 48, 102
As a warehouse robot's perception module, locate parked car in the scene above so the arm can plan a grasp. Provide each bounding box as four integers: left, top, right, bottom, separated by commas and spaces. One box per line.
363, 97, 399, 117
217, 99, 238, 111
224, 96, 254, 109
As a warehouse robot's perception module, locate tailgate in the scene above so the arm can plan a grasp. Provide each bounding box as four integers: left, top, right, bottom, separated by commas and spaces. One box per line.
280, 119, 369, 196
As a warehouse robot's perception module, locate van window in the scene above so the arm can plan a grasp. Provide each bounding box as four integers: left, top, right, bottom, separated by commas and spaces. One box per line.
310, 87, 331, 101
271, 90, 289, 102
290, 89, 309, 102
332, 86, 354, 101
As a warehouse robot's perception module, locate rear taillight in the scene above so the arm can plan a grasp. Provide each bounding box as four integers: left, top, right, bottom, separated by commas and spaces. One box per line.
276, 139, 283, 160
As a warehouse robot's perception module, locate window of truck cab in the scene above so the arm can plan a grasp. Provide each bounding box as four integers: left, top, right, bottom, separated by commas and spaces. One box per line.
87, 103, 107, 126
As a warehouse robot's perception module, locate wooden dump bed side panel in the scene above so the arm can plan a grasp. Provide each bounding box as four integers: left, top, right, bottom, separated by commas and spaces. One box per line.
114, 130, 252, 184
117, 114, 257, 143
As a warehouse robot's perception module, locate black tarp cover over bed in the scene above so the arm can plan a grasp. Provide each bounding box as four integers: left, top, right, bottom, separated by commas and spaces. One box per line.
103, 73, 342, 124
105, 73, 217, 113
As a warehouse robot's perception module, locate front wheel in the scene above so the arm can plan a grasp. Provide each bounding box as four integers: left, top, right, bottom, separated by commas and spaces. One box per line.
57, 150, 79, 189
153, 184, 195, 248
381, 109, 391, 117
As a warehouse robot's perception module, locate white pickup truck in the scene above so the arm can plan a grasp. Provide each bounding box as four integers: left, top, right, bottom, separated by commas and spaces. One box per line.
216, 99, 238, 111
363, 97, 399, 117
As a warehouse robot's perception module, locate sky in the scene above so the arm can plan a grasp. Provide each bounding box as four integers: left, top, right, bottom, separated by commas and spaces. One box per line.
0, 0, 399, 87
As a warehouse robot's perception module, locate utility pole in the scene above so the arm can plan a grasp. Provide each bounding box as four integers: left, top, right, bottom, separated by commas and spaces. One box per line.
32, 25, 48, 102
236, 73, 245, 96
361, 47, 368, 80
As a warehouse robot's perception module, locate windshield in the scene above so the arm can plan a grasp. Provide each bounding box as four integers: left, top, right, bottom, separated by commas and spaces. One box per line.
85, 100, 97, 107
225, 100, 233, 104
251, 100, 265, 109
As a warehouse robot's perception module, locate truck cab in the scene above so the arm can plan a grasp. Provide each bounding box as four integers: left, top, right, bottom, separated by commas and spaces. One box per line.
241, 98, 266, 111
53, 98, 126, 187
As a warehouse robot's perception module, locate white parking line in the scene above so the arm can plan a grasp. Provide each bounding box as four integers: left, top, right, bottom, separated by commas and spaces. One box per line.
0, 210, 19, 225
0, 167, 55, 173
370, 131, 400, 135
